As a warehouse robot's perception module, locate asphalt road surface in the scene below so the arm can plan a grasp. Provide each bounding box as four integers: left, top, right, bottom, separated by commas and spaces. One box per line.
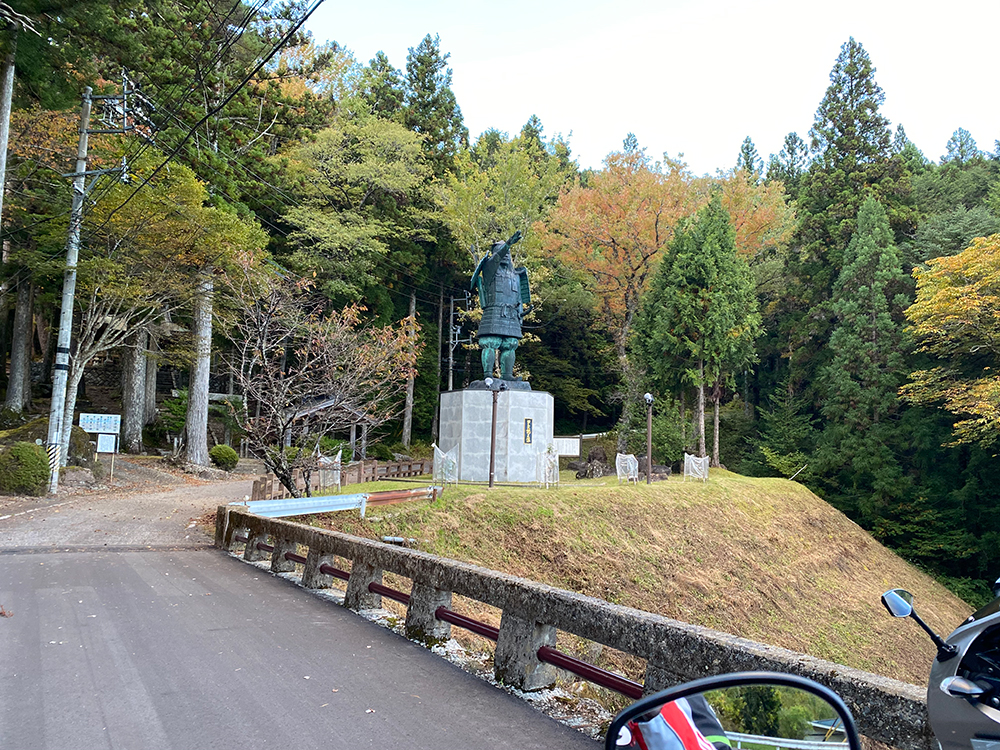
0, 470, 599, 749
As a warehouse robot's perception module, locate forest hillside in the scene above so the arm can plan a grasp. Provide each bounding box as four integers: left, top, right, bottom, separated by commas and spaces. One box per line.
309, 471, 971, 688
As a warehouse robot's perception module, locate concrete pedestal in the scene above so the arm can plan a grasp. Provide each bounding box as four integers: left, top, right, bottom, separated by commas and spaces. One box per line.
439, 388, 555, 483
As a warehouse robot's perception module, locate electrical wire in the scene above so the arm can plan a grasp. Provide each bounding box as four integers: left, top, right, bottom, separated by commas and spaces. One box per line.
91, 0, 326, 230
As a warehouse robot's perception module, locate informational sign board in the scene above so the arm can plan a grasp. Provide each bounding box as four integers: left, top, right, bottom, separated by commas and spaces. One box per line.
524, 418, 533, 444
80, 413, 121, 435
96, 434, 117, 454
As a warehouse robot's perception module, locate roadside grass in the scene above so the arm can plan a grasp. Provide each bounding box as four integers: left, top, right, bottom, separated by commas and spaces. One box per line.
304, 469, 971, 687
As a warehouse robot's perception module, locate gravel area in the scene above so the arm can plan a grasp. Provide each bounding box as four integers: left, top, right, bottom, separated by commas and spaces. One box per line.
0, 458, 254, 550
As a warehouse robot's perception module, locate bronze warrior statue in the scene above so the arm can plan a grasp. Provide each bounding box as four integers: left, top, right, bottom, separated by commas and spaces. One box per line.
470, 230, 531, 382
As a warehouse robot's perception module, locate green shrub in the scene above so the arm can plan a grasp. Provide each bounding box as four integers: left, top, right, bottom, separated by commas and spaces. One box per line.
0, 441, 50, 495
209, 444, 239, 471
369, 443, 395, 461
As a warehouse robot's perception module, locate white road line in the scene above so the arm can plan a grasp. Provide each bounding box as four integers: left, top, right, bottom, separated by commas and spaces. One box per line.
0, 498, 81, 521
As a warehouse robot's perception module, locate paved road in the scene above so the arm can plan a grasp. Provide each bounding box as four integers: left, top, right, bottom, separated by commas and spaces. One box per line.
0, 473, 599, 749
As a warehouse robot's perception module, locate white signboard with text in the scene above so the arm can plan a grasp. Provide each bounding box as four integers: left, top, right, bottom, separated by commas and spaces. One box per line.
79, 413, 121, 435
96, 434, 117, 454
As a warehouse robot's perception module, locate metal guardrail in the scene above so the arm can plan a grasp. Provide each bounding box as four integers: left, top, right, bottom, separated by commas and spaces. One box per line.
728, 733, 847, 750
234, 486, 441, 518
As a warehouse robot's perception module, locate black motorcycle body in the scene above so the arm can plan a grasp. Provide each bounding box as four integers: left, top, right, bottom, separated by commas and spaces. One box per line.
884, 586, 1000, 750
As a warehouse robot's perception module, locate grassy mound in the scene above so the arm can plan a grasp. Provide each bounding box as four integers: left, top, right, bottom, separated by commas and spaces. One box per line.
311, 470, 971, 687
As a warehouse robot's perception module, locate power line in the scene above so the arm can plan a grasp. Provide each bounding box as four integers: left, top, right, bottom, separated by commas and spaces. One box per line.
92, 0, 325, 229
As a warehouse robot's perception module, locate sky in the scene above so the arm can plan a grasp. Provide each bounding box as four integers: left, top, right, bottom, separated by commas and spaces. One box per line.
305, 0, 1000, 176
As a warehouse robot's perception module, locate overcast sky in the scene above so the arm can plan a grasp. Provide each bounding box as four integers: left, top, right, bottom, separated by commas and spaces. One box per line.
305, 0, 999, 176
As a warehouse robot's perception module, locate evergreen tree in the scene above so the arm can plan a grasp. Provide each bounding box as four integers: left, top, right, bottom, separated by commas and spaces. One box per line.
634, 193, 760, 464
818, 196, 910, 520
403, 34, 468, 177
736, 136, 762, 181
901, 204, 1000, 266
892, 125, 930, 176
358, 51, 404, 121
912, 157, 998, 215
782, 38, 913, 397
942, 127, 981, 165
765, 132, 808, 199
757, 375, 816, 479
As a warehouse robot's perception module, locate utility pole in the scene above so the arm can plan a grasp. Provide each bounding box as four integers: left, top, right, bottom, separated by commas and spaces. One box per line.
448, 291, 473, 392
44, 77, 139, 490
46, 87, 92, 493
447, 296, 454, 391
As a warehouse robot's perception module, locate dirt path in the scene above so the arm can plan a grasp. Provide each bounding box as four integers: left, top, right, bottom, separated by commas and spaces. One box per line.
0, 459, 254, 550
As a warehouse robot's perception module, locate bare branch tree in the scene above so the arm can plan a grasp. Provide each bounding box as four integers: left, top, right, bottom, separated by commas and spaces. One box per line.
224, 272, 419, 495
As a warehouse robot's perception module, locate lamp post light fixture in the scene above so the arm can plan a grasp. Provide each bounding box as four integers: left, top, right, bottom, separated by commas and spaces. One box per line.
643, 393, 654, 485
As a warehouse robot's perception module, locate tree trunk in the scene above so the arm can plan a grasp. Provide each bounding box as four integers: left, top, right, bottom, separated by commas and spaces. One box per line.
697, 360, 706, 458
19, 284, 30, 401
401, 290, 416, 448
4, 277, 31, 412
711, 382, 721, 468
36, 310, 52, 384
0, 292, 9, 390
224, 367, 233, 447
59, 361, 86, 468
143, 336, 158, 425
121, 330, 147, 453
185, 270, 213, 465
0, 41, 16, 231
679, 389, 686, 448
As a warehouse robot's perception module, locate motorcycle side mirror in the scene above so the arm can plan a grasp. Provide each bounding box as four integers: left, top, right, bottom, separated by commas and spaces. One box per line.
881, 587, 958, 662
605, 672, 861, 750
881, 589, 914, 618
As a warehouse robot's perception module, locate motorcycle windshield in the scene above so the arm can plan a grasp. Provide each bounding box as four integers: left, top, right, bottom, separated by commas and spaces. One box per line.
967, 598, 1000, 624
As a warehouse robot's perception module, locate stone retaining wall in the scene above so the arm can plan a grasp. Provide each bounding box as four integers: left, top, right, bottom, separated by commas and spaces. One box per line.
216, 506, 931, 750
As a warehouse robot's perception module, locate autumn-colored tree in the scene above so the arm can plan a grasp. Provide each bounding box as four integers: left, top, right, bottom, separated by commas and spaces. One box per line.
714, 169, 797, 262
538, 139, 696, 360
902, 234, 1000, 447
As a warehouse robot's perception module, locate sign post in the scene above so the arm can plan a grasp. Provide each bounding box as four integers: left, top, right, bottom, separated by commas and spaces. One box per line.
79, 413, 121, 484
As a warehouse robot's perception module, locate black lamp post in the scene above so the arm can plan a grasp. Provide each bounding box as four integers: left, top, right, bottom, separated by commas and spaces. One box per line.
486, 378, 506, 488
644, 393, 654, 485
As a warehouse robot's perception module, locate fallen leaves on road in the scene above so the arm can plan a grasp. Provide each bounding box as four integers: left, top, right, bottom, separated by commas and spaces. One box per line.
0, 604, 12, 618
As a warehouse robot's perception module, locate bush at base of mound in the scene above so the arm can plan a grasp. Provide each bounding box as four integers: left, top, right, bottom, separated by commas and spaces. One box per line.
209, 444, 239, 471
0, 441, 50, 495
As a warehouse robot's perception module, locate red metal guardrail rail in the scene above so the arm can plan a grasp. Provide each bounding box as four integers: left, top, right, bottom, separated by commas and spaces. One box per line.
237, 534, 643, 699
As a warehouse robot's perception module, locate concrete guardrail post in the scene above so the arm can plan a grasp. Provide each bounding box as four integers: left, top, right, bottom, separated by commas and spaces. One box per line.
244, 530, 270, 562
344, 561, 382, 610
494, 611, 558, 691
302, 550, 337, 589
405, 582, 452, 643
270, 538, 297, 573
214, 505, 231, 548
642, 661, 687, 695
